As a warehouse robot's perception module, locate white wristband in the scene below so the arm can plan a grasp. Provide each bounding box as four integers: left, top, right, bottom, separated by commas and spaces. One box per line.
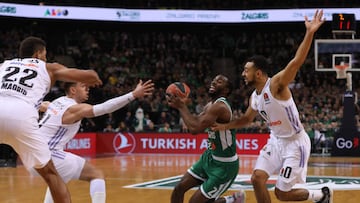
92, 92, 135, 117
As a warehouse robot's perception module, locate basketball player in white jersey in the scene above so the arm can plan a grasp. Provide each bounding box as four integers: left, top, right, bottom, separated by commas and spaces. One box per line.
37, 79, 154, 203
212, 10, 332, 203
0, 36, 102, 203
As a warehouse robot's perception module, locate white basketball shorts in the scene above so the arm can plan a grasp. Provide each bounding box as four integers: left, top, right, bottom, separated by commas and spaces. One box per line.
254, 130, 311, 191
0, 97, 51, 170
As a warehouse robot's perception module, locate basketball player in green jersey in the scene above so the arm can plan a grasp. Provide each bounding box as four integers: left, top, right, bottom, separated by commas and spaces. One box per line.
167, 74, 245, 203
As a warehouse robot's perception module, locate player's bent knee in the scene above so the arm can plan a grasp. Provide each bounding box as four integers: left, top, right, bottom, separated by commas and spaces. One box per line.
274, 188, 291, 201
251, 170, 268, 185
173, 183, 186, 194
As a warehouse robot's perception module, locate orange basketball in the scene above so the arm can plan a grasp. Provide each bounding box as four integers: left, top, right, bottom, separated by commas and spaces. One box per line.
166, 82, 190, 99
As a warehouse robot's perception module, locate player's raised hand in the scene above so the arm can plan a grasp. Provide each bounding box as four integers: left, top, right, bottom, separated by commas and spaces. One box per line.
305, 9, 325, 33
132, 79, 155, 99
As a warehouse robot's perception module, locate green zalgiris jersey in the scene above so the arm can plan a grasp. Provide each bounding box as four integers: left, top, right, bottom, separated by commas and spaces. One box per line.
206, 97, 237, 158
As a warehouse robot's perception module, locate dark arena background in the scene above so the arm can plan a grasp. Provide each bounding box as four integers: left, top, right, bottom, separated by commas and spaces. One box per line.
1, 1, 360, 202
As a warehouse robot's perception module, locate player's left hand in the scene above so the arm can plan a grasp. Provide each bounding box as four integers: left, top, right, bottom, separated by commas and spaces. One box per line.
305, 9, 325, 33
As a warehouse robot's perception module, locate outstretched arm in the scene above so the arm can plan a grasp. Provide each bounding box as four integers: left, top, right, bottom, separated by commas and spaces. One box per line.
272, 9, 325, 90
46, 63, 103, 87
211, 100, 258, 131
62, 79, 154, 124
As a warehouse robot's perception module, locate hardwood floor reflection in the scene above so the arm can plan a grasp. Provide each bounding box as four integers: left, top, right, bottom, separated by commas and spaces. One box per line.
0, 154, 359, 202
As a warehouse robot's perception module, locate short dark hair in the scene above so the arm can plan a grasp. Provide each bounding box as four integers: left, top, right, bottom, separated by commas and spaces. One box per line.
63, 82, 77, 94
246, 55, 270, 76
218, 74, 233, 96
19, 36, 46, 58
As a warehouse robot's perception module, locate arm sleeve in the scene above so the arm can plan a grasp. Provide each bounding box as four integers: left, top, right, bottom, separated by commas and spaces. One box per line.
92, 92, 135, 117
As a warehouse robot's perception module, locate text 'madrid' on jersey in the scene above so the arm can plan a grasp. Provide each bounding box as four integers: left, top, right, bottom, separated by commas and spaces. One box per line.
0, 58, 50, 109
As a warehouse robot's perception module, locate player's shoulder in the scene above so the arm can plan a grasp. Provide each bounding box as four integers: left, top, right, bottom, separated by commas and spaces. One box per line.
214, 97, 231, 106
212, 97, 231, 111
250, 89, 257, 97
46, 62, 66, 70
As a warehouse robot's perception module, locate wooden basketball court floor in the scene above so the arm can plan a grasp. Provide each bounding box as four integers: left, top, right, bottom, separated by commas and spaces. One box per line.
0, 154, 359, 203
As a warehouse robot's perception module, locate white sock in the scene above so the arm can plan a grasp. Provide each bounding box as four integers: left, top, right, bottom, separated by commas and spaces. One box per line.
224, 195, 235, 203
92, 192, 106, 203
43, 187, 54, 203
90, 179, 106, 203
307, 189, 324, 202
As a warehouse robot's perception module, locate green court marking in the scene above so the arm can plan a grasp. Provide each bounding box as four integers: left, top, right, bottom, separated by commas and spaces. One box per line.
124, 174, 360, 191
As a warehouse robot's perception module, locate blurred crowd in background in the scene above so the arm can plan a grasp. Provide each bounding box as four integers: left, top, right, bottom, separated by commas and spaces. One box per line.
1, 1, 360, 153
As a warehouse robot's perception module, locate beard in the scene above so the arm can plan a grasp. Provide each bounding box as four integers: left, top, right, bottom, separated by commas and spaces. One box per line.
208, 89, 220, 99
246, 80, 255, 87
244, 76, 256, 87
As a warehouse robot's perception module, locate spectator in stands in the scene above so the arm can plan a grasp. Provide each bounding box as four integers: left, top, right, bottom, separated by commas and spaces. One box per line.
114, 121, 129, 132
133, 107, 148, 132
313, 123, 326, 153
103, 124, 115, 132
179, 117, 189, 133
158, 122, 173, 133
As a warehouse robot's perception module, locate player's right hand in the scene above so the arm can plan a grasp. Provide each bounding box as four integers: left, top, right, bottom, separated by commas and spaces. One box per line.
166, 94, 190, 109
211, 122, 227, 131
132, 79, 155, 98
85, 70, 103, 87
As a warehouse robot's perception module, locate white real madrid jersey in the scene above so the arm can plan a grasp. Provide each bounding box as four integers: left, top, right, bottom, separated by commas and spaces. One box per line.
0, 58, 50, 109
250, 78, 303, 138
39, 96, 81, 151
